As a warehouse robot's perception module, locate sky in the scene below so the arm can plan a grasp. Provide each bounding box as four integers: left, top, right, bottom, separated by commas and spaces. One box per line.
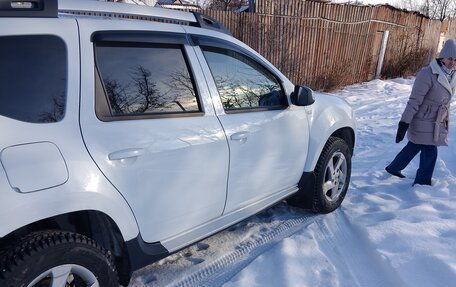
128, 77, 456, 286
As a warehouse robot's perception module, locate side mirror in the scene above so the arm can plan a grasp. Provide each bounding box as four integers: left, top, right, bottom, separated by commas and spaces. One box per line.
291, 85, 315, 106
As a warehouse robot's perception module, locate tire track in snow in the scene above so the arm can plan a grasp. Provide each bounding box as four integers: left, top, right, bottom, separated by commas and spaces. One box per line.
132, 204, 411, 287
314, 209, 409, 287
167, 214, 314, 287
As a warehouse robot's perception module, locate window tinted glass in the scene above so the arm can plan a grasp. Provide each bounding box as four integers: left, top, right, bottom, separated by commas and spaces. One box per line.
0, 35, 67, 123
95, 45, 200, 117
202, 47, 286, 110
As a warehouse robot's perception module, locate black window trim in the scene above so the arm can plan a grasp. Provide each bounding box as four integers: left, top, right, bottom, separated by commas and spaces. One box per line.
92, 31, 204, 122
91, 31, 189, 45
194, 35, 288, 113
191, 34, 286, 87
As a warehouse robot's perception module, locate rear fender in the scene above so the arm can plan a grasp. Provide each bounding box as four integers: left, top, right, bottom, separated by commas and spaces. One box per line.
0, 164, 139, 242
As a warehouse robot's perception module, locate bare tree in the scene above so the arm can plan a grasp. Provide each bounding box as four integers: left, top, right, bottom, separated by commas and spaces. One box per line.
427, 0, 456, 21
163, 69, 199, 112
166, 69, 196, 99
212, 73, 283, 109
39, 95, 65, 122
208, 0, 243, 11
398, 0, 456, 21
104, 78, 128, 115
132, 65, 160, 113
103, 66, 162, 115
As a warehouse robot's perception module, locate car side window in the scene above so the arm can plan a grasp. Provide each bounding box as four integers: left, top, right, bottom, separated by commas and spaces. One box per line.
201, 46, 287, 112
0, 35, 67, 123
95, 43, 201, 120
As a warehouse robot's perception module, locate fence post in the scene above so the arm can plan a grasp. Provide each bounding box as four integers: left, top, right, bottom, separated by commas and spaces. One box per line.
376, 30, 389, 78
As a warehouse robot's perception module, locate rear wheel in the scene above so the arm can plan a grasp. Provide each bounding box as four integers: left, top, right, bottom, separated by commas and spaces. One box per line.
0, 231, 119, 287
313, 137, 351, 213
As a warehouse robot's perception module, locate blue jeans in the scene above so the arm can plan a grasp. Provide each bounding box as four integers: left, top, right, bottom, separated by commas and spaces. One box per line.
387, 141, 437, 185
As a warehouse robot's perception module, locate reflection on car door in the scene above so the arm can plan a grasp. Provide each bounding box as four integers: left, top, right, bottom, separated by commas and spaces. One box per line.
199, 43, 310, 213
78, 23, 229, 243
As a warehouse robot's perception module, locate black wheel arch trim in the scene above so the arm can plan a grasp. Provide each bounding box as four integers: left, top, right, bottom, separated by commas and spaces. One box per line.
288, 171, 316, 210
125, 234, 170, 271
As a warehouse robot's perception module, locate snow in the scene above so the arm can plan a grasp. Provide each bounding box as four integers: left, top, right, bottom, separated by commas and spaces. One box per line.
129, 77, 456, 287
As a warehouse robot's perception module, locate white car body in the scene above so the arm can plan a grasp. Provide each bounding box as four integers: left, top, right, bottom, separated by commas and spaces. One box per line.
0, 0, 355, 285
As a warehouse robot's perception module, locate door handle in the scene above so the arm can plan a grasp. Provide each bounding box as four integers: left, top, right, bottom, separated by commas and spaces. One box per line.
108, 148, 145, 161
230, 132, 249, 143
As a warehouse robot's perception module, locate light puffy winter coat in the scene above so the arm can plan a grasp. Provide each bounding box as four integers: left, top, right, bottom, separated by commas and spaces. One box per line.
401, 59, 455, 146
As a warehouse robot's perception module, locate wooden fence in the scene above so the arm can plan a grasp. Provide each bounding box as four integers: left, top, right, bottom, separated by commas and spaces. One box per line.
201, 1, 442, 90
444, 19, 456, 39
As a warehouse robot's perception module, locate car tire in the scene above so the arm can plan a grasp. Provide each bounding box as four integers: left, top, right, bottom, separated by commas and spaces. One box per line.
0, 230, 118, 287
312, 136, 352, 213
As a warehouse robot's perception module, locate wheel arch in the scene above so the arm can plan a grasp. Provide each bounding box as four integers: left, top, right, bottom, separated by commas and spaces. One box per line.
331, 127, 355, 156
304, 125, 355, 172
288, 129, 354, 210
0, 210, 132, 285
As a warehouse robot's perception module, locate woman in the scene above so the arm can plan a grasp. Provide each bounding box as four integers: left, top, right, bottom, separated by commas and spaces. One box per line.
385, 39, 456, 185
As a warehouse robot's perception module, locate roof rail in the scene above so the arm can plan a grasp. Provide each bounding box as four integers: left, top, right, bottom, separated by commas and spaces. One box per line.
0, 0, 231, 35
59, 0, 231, 35
0, 0, 57, 17
59, 0, 197, 23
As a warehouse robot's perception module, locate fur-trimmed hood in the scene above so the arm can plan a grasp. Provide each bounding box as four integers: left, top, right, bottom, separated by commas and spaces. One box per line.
429, 59, 456, 95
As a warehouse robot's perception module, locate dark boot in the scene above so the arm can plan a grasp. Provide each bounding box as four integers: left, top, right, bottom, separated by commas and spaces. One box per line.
385, 166, 406, 178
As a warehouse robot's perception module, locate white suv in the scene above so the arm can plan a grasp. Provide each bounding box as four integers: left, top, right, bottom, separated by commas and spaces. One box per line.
0, 0, 356, 286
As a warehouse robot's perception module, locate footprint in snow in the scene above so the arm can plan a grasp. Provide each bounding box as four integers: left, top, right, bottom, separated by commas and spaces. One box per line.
186, 257, 205, 265
141, 274, 157, 284
196, 242, 209, 251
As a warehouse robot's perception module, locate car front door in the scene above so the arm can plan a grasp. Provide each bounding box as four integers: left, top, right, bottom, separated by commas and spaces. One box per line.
193, 35, 310, 214
78, 20, 229, 243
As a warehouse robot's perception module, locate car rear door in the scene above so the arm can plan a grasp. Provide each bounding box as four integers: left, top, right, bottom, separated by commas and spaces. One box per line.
78, 19, 229, 243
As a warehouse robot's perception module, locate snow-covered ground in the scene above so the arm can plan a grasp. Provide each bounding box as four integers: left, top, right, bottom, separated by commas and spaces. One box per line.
129, 78, 456, 287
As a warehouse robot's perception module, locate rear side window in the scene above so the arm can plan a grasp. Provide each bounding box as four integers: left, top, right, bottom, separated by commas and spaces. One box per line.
95, 43, 201, 120
0, 35, 67, 123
